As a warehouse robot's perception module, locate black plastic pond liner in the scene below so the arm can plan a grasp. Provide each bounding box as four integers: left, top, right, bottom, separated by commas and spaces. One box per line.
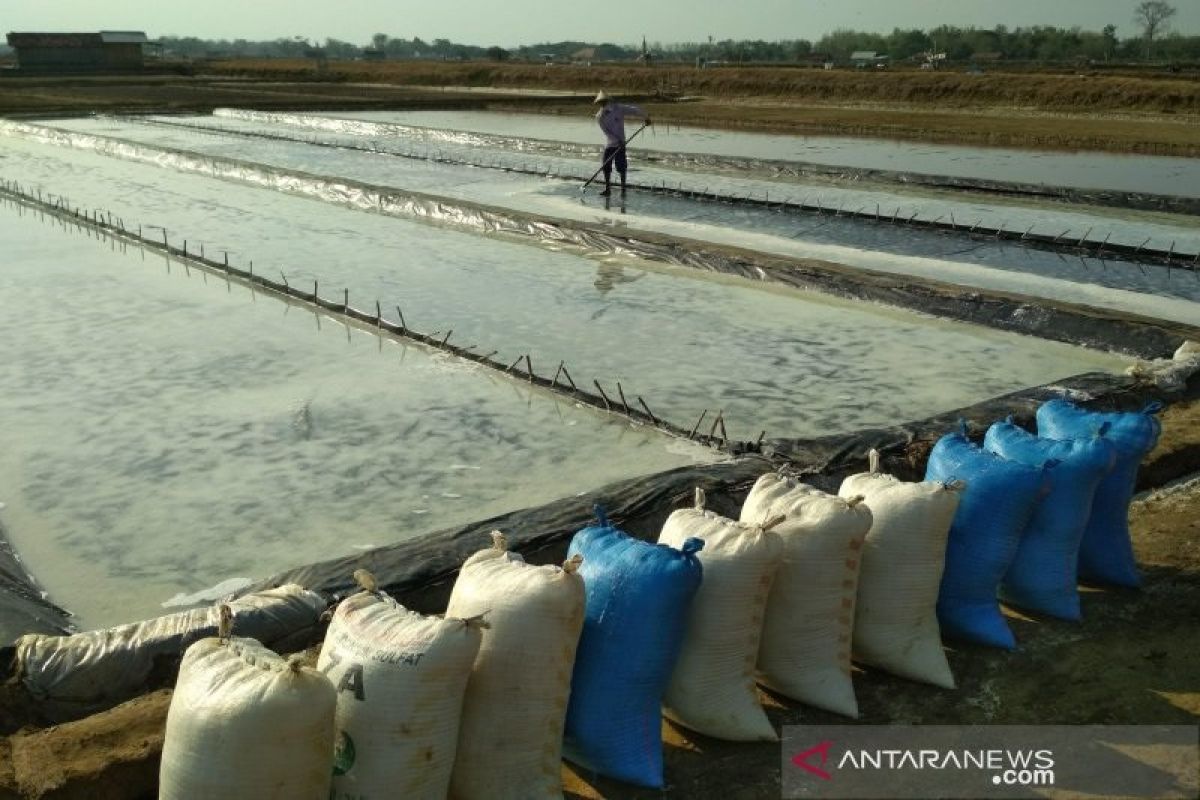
0, 520, 73, 642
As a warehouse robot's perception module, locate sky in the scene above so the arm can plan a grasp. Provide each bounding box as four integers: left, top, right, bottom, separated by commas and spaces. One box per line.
3, 0, 1198, 46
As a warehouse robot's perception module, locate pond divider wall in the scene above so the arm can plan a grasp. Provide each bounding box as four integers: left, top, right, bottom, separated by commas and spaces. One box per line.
2, 120, 1196, 361
208, 108, 1200, 218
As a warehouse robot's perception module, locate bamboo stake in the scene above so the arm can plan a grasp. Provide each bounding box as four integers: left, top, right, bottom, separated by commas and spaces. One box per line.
637, 397, 658, 426
616, 381, 631, 415
593, 380, 612, 410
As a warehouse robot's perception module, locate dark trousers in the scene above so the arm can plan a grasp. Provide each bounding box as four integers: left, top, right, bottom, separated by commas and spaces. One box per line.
601, 145, 628, 184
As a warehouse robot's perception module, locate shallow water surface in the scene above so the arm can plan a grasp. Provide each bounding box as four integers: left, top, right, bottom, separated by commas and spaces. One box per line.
320, 109, 1200, 198
0, 133, 1130, 443
29, 117, 1200, 325
0, 201, 708, 628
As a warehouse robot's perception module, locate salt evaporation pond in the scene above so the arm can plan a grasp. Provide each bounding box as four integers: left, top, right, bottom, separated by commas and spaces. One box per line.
35, 116, 1200, 324
0, 131, 1128, 444
0, 200, 712, 628
319, 109, 1200, 199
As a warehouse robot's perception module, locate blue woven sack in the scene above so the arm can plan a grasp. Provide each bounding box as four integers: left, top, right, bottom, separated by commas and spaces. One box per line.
984, 419, 1116, 620
926, 431, 1049, 649
563, 507, 704, 788
1036, 399, 1162, 587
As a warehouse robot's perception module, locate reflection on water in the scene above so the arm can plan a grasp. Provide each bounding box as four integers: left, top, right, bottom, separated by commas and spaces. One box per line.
0, 201, 710, 628
593, 262, 641, 295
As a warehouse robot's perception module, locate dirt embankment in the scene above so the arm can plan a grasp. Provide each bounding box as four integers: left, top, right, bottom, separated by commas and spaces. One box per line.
2, 63, 1197, 155
185, 61, 1200, 156
207, 60, 1200, 115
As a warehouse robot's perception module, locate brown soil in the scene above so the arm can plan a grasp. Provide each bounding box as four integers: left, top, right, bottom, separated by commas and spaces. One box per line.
2, 63, 1198, 156
1, 400, 1195, 799
0, 690, 169, 800
209, 60, 1200, 156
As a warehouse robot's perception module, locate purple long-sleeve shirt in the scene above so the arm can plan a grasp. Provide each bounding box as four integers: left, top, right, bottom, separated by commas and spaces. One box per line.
595, 103, 646, 147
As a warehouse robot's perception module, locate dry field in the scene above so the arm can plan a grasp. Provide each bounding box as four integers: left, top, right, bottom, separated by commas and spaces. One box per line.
2, 61, 1197, 154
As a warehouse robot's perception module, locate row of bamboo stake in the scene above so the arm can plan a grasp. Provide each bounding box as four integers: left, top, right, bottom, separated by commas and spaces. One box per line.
0, 177, 762, 454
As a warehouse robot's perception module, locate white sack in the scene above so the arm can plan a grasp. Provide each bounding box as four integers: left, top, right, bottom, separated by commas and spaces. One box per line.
658, 488, 782, 742
445, 533, 585, 800
741, 473, 872, 718
159, 633, 336, 800
839, 464, 962, 689
317, 574, 483, 800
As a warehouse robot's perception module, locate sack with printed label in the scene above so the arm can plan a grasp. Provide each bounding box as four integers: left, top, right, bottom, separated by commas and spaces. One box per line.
1036, 399, 1162, 587
159, 610, 336, 800
658, 488, 783, 742
839, 457, 962, 689
446, 532, 586, 800
317, 571, 483, 800
926, 431, 1050, 649
741, 472, 871, 718
563, 507, 704, 788
985, 420, 1116, 620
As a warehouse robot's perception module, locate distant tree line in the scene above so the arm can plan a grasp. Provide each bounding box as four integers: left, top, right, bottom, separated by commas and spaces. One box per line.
158, 18, 1199, 65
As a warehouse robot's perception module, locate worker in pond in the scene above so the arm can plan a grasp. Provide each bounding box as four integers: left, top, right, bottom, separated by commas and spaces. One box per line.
593, 91, 651, 196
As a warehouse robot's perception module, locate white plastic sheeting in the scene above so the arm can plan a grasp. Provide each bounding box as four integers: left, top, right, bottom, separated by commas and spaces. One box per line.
14, 584, 325, 722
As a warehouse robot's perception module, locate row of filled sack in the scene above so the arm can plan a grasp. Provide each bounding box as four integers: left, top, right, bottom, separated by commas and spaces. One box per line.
157, 397, 1161, 799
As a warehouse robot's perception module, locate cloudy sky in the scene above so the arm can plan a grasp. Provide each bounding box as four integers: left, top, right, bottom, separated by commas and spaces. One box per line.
4, 0, 1197, 45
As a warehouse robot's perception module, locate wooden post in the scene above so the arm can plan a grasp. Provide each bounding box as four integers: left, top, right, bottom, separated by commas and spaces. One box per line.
395, 305, 407, 330
593, 380, 613, 411
616, 382, 631, 415
561, 365, 578, 391
637, 397, 658, 426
